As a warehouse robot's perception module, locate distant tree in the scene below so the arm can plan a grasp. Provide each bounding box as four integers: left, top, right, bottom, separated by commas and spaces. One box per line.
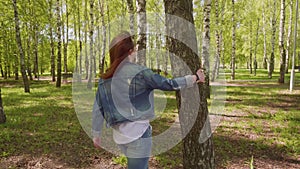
87, 0, 94, 89
0, 88, 6, 124
231, 0, 236, 80
48, 0, 56, 82
254, 18, 260, 76
262, 6, 268, 69
285, 0, 293, 73
269, 0, 277, 79
211, 0, 221, 82
56, 0, 62, 87
12, 0, 30, 93
278, 0, 286, 83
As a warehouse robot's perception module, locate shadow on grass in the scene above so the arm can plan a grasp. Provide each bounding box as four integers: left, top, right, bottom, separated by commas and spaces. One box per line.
214, 133, 300, 168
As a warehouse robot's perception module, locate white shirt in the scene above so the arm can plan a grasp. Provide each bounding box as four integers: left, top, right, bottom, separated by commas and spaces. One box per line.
113, 120, 150, 144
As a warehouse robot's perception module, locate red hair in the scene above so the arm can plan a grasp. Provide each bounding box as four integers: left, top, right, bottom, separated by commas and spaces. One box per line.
101, 31, 134, 79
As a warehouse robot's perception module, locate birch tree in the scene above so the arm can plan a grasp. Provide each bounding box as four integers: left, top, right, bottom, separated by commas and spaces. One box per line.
13, 0, 30, 93
231, 0, 236, 80
164, 0, 214, 168
254, 18, 260, 76
202, 0, 211, 98
126, 0, 135, 35
278, 0, 286, 83
269, 0, 277, 79
48, 0, 56, 82
211, 0, 220, 82
99, 0, 106, 74
136, 0, 147, 66
0, 88, 5, 124
87, 0, 94, 89
56, 0, 62, 87
262, 7, 268, 69
285, 0, 293, 73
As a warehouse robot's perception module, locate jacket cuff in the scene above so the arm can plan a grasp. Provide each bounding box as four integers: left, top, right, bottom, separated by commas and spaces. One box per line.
184, 75, 195, 88
91, 129, 101, 138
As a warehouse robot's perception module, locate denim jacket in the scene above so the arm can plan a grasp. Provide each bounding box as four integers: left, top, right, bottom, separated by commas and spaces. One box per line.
92, 60, 194, 137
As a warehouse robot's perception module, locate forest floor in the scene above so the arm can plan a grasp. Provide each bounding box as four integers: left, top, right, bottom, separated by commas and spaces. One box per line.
0, 69, 299, 169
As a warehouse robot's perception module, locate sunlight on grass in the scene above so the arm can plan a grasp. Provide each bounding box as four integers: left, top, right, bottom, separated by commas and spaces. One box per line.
0, 69, 299, 168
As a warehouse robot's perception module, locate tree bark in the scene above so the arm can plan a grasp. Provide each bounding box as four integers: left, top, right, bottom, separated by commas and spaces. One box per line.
49, 0, 56, 82
56, 0, 62, 87
231, 0, 236, 80
278, 0, 286, 83
202, 0, 211, 99
0, 88, 6, 124
26, 24, 33, 81
33, 25, 39, 80
126, 0, 135, 35
13, 0, 30, 93
285, 0, 293, 73
269, 0, 277, 79
87, 0, 94, 89
249, 21, 253, 74
136, 0, 147, 66
63, 0, 69, 84
254, 18, 260, 76
290, 0, 298, 92
262, 7, 268, 69
78, 0, 83, 74
164, 0, 214, 168
99, 0, 106, 74
74, 3, 79, 73
211, 0, 220, 82
84, 0, 89, 79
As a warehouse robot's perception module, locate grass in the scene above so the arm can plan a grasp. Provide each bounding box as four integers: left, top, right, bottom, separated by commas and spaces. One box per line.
0, 68, 299, 168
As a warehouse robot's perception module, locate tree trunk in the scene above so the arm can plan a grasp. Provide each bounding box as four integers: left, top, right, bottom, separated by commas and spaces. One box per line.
126, 0, 135, 35
99, 0, 106, 74
254, 18, 260, 76
56, 0, 62, 88
136, 0, 147, 66
231, 0, 236, 80
0, 88, 6, 124
269, 0, 276, 79
33, 25, 39, 80
14, 49, 19, 80
26, 24, 33, 81
211, 0, 220, 82
78, 1, 83, 74
63, 0, 69, 84
84, 0, 89, 79
74, 4, 79, 73
290, 0, 298, 92
13, 0, 30, 93
278, 0, 286, 84
249, 21, 253, 74
262, 7, 268, 69
164, 0, 214, 168
49, 0, 56, 82
201, 0, 211, 99
87, 0, 94, 89
285, 0, 293, 73
155, 14, 161, 74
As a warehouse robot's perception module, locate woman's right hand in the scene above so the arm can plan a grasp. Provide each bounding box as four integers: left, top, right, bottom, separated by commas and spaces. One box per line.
196, 69, 205, 83
93, 137, 101, 149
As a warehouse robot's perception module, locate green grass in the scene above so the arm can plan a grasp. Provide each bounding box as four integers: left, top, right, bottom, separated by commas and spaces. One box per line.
0, 68, 299, 168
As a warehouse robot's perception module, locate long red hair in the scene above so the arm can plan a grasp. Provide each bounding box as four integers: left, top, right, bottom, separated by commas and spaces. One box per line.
101, 31, 134, 79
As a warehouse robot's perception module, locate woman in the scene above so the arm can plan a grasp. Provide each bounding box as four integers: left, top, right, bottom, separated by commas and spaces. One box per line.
92, 31, 205, 169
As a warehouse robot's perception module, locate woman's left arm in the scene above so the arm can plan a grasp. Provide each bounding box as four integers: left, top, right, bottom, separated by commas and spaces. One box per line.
143, 69, 200, 91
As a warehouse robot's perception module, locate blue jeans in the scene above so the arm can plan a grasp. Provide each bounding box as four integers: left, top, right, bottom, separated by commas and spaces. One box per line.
118, 126, 152, 169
